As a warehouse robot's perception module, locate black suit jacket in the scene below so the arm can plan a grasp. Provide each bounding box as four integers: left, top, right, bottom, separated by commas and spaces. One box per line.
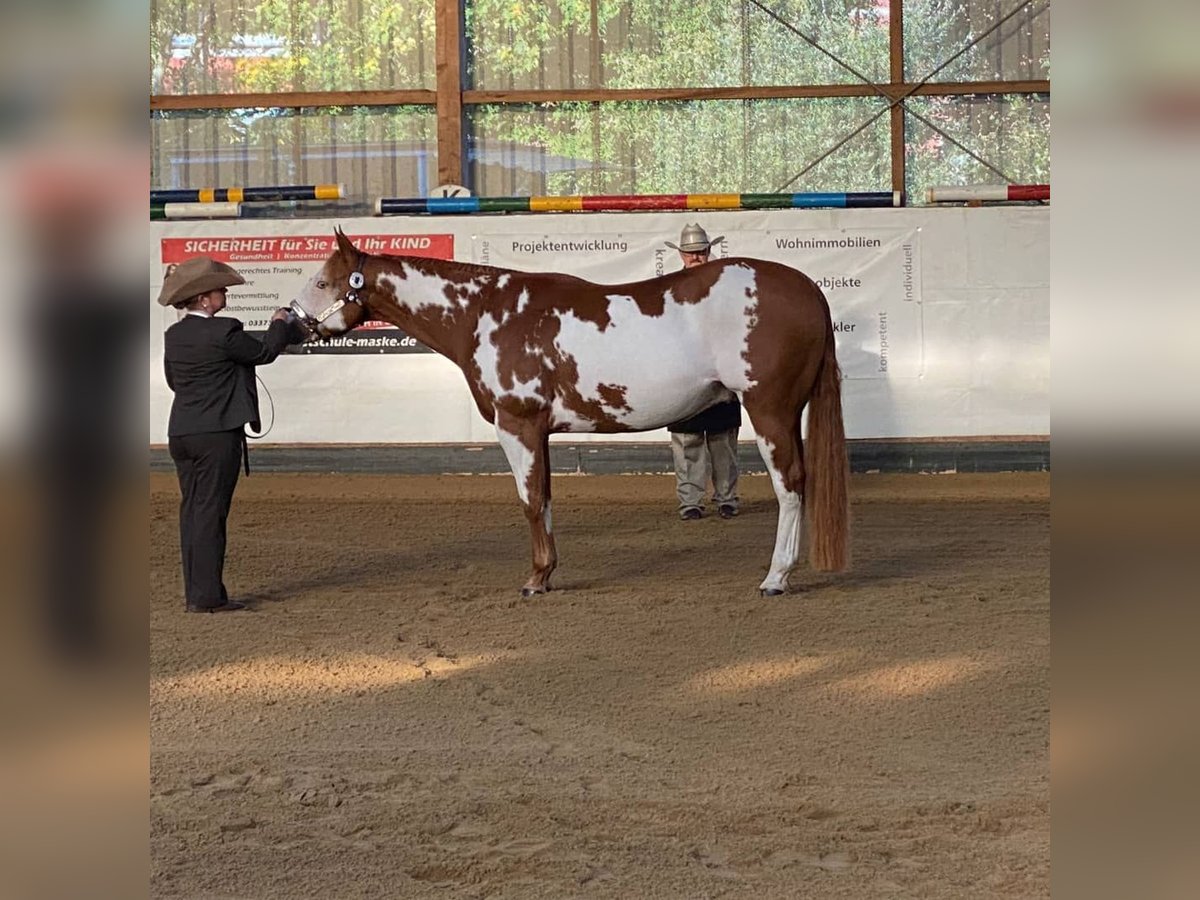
164, 314, 297, 436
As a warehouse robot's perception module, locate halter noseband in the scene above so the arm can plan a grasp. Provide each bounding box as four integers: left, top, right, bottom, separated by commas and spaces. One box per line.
290, 257, 367, 337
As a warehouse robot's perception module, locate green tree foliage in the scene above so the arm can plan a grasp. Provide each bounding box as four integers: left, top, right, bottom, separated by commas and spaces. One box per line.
151, 0, 1049, 197
151, 0, 435, 94
466, 0, 1047, 195
151, 0, 437, 188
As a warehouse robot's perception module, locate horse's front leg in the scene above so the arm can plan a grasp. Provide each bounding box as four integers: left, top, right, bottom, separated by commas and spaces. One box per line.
494, 410, 557, 596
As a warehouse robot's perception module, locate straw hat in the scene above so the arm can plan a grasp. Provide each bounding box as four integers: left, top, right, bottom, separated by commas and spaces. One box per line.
664, 223, 724, 253
157, 256, 246, 307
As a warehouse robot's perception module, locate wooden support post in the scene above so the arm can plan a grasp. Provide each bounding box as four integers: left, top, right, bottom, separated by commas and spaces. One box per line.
436, 0, 465, 188
889, 0, 906, 196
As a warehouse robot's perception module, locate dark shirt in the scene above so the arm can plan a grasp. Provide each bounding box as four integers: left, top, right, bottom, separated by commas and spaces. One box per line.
668, 399, 742, 434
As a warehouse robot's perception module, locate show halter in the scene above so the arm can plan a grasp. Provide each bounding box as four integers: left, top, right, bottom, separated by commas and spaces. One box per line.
289, 257, 367, 336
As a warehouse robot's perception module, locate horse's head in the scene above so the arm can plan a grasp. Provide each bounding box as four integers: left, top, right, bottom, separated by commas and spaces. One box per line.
289, 228, 372, 340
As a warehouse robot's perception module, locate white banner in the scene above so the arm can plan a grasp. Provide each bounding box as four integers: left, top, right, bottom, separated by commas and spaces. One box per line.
476, 232, 666, 281
474, 226, 921, 379
152, 207, 1049, 443
156, 220, 920, 374
740, 228, 922, 379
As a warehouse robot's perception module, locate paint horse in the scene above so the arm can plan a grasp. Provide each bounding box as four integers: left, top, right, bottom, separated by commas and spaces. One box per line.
290, 229, 849, 596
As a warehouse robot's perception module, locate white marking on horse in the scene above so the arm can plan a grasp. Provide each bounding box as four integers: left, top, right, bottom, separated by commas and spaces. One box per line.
294, 269, 355, 332
475, 314, 501, 384
476, 315, 545, 405
378, 265, 457, 314
756, 434, 803, 593
547, 266, 760, 430
495, 424, 534, 506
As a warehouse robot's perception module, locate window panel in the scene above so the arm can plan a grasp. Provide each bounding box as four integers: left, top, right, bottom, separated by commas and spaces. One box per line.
748, 98, 892, 193
904, 94, 1049, 201
148, 2, 1050, 207
746, 0, 890, 87
152, 107, 437, 212
904, 0, 1050, 82
465, 0, 888, 91
151, 0, 435, 95
468, 98, 891, 196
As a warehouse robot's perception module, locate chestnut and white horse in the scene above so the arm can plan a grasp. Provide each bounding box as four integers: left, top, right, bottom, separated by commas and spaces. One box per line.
291, 229, 849, 596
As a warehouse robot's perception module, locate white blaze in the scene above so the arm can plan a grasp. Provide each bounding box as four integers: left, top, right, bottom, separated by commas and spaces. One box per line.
292, 269, 353, 333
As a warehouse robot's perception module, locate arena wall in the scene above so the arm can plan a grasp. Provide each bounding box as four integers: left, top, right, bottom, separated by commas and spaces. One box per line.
149, 207, 1048, 451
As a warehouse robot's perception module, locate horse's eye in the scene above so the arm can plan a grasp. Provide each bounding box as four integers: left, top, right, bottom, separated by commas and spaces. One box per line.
316, 280, 327, 290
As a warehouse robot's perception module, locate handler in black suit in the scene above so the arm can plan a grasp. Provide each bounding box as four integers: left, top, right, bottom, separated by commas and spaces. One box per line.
158, 257, 302, 613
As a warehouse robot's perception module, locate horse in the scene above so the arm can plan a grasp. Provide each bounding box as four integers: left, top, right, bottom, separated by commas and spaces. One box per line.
290, 228, 849, 597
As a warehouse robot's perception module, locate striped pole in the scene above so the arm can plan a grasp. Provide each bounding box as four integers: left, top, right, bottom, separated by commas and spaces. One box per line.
151, 201, 242, 220
151, 184, 345, 204
925, 184, 1049, 203
375, 191, 903, 216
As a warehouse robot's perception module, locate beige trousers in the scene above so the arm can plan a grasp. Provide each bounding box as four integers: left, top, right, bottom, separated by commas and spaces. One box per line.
671, 428, 739, 513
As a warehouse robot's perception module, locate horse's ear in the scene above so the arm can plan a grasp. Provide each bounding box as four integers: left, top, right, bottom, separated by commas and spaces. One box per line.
334, 227, 358, 260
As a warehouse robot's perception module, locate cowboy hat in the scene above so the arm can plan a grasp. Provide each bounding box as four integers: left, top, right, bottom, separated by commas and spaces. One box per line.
664, 223, 725, 253
156, 256, 246, 308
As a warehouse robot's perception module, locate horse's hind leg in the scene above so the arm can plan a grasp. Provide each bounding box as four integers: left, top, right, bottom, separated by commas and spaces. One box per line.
495, 410, 557, 596
748, 407, 806, 596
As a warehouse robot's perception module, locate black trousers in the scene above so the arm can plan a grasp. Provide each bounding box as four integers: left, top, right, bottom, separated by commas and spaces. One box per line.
168, 429, 244, 608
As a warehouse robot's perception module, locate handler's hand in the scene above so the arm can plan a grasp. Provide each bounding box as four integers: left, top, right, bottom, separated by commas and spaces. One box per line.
270, 307, 292, 322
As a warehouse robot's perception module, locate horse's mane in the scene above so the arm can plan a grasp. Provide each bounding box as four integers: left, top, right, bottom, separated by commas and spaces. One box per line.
375, 253, 517, 283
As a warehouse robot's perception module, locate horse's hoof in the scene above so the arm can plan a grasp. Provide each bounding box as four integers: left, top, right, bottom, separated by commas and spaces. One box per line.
520, 586, 547, 598
761, 588, 785, 597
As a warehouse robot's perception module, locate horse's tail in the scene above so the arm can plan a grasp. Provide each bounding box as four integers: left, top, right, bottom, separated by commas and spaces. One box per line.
803, 316, 850, 572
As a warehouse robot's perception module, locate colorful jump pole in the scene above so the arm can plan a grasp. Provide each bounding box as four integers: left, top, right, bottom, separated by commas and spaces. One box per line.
150, 184, 345, 204
375, 191, 904, 216
151, 201, 242, 220
925, 184, 1049, 203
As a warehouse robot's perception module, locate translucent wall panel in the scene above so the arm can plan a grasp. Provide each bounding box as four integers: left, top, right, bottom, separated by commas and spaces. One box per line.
152, 107, 437, 210
904, 0, 1050, 82
466, 0, 888, 90
151, 0, 435, 94
746, 0, 890, 87
468, 98, 891, 196
904, 94, 1049, 200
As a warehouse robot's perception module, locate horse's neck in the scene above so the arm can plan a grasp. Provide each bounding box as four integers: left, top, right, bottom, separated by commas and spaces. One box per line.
369, 256, 497, 364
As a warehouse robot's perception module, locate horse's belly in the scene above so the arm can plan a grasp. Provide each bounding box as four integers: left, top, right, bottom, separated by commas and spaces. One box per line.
550, 353, 733, 433
543, 289, 753, 432
551, 387, 719, 432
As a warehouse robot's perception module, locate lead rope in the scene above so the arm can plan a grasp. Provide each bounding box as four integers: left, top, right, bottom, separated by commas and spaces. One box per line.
246, 375, 275, 439
241, 375, 275, 475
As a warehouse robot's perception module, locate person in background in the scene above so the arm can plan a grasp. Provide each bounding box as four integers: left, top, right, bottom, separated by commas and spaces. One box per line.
159, 257, 303, 613
663, 223, 742, 521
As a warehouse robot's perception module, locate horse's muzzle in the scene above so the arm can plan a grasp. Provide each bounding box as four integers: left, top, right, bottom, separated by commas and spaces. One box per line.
288, 301, 323, 341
